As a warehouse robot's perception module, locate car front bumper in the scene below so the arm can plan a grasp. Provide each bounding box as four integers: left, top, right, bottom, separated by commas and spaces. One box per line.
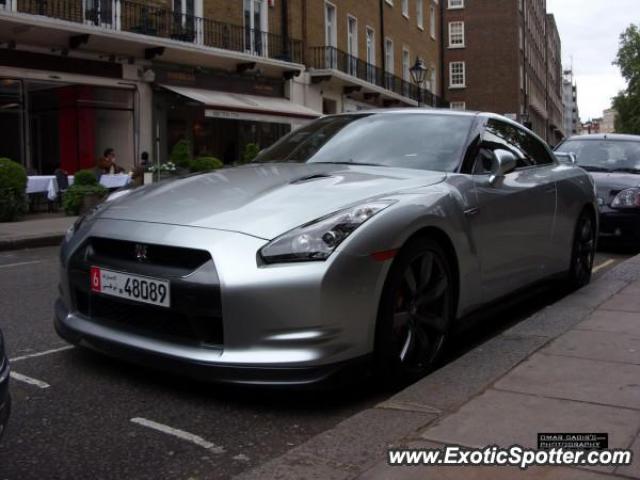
599, 209, 640, 245
56, 219, 389, 385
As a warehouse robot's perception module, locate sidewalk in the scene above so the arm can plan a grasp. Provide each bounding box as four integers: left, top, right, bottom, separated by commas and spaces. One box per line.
0, 214, 77, 251
236, 255, 640, 480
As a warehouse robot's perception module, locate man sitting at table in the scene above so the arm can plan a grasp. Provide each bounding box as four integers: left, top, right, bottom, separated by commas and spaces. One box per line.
95, 148, 124, 179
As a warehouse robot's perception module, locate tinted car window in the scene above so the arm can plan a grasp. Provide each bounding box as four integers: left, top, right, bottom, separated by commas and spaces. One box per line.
556, 139, 640, 172
255, 113, 474, 172
483, 119, 553, 168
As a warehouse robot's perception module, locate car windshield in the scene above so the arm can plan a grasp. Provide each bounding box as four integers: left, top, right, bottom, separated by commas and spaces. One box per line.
556, 139, 640, 173
253, 113, 474, 172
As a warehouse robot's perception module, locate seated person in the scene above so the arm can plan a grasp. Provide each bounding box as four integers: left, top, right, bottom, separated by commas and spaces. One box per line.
95, 148, 125, 178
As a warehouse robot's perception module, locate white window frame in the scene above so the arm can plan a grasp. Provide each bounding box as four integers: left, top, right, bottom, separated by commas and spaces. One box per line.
448, 0, 464, 9
450, 101, 466, 110
385, 37, 394, 74
402, 47, 411, 82
429, 2, 436, 39
416, 0, 424, 29
83, 0, 121, 29
324, 1, 338, 48
449, 61, 465, 88
366, 26, 376, 66
402, 0, 409, 17
347, 14, 358, 57
448, 21, 465, 48
244, 0, 267, 54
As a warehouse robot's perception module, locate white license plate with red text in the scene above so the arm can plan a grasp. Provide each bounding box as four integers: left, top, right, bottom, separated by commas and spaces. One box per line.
90, 266, 170, 308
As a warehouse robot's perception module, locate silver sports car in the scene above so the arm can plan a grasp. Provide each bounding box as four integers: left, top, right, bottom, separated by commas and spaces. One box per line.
55, 110, 597, 386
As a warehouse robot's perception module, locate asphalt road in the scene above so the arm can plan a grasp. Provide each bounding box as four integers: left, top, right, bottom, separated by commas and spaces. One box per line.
0, 246, 631, 480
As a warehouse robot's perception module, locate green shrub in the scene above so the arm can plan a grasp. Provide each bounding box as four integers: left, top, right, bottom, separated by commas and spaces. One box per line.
74, 169, 98, 186
190, 156, 223, 172
63, 184, 107, 216
242, 143, 260, 163
0, 157, 27, 222
170, 139, 192, 169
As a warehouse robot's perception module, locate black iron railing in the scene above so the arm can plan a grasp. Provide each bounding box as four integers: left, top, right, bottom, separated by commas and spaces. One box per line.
310, 46, 448, 108
14, 0, 303, 64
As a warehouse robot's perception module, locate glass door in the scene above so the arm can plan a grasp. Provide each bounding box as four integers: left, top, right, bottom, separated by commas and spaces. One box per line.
84, 0, 119, 29
324, 2, 337, 68
347, 16, 357, 75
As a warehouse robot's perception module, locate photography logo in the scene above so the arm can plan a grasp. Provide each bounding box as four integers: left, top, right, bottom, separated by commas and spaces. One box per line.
538, 433, 608, 450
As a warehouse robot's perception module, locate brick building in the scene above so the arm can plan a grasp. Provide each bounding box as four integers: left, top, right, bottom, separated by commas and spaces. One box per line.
545, 13, 563, 145
442, 0, 565, 143
0, 0, 445, 174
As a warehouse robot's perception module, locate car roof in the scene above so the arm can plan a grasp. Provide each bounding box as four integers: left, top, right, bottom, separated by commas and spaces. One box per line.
564, 133, 640, 142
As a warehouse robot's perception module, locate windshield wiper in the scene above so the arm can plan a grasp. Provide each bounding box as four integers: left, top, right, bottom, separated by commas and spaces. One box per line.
611, 167, 640, 174
579, 165, 611, 172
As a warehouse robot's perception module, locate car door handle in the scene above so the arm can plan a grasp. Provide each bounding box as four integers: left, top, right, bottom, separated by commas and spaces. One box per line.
464, 207, 480, 217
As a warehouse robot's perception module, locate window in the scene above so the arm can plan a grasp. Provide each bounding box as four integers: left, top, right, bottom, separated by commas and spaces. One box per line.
484, 119, 554, 168
416, 0, 424, 29
450, 102, 466, 110
448, 0, 463, 8
347, 15, 358, 75
429, 3, 436, 38
324, 1, 337, 67
385, 38, 394, 74
366, 27, 376, 82
86, 0, 115, 26
402, 48, 411, 81
402, 0, 409, 16
430, 67, 437, 93
448, 21, 464, 47
244, 0, 265, 54
449, 61, 465, 88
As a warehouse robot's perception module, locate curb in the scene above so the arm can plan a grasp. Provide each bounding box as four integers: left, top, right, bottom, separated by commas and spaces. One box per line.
233, 254, 640, 480
0, 234, 64, 252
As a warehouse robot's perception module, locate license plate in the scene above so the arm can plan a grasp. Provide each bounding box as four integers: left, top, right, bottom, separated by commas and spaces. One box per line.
90, 266, 170, 308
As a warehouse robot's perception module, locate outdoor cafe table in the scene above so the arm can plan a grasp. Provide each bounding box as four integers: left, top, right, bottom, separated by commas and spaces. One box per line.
26, 174, 132, 201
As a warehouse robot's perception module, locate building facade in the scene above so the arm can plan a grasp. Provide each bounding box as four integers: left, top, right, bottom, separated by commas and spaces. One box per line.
545, 13, 563, 145
562, 68, 580, 137
600, 107, 617, 134
0, 0, 445, 174
442, 0, 564, 143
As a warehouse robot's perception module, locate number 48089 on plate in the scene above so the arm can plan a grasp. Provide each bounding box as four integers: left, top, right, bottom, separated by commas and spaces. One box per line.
90, 266, 171, 308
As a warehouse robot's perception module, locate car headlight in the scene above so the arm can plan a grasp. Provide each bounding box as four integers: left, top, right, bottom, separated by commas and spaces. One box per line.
259, 200, 396, 264
611, 188, 640, 209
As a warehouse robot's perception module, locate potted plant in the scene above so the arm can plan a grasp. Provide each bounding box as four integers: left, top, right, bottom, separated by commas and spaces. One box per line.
63, 170, 108, 216
0, 157, 27, 222
190, 156, 223, 173
146, 161, 177, 182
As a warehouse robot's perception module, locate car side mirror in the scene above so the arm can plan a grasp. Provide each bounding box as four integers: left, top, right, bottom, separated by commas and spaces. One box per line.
555, 152, 577, 165
489, 149, 517, 184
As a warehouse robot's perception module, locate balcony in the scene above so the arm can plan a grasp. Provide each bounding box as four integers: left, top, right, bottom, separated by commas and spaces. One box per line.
0, 0, 304, 75
309, 46, 447, 108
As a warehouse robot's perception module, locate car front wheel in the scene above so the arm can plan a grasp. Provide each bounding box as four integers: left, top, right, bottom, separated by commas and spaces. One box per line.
374, 237, 455, 386
567, 209, 596, 290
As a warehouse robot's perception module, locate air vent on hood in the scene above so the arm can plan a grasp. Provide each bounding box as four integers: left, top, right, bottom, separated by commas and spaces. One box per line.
289, 173, 334, 184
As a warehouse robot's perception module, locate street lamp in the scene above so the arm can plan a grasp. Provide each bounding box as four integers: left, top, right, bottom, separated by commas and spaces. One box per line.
409, 56, 428, 107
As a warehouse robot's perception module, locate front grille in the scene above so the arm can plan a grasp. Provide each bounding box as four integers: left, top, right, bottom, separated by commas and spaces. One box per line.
69, 237, 223, 347
90, 237, 210, 270
75, 290, 223, 346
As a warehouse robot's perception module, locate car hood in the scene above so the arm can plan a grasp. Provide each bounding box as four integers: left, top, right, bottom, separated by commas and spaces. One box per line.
589, 172, 640, 199
100, 163, 446, 239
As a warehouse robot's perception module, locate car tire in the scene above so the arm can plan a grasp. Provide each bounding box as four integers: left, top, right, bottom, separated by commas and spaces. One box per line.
374, 236, 455, 387
567, 209, 596, 290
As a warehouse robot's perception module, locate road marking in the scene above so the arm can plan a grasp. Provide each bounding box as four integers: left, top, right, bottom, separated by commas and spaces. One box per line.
10, 371, 51, 389
592, 259, 616, 274
0, 260, 42, 269
10, 345, 74, 363
130, 417, 226, 453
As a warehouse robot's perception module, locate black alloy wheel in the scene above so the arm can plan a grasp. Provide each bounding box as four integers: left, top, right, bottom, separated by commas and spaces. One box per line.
568, 210, 596, 290
375, 237, 454, 385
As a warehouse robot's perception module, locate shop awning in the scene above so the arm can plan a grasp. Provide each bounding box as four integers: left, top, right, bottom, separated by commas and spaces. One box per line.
160, 85, 320, 123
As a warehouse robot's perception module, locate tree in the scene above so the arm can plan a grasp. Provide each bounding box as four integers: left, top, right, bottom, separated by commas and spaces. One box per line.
613, 24, 640, 134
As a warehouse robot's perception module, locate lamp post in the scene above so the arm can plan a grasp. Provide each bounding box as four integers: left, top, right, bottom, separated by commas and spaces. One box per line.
409, 56, 428, 107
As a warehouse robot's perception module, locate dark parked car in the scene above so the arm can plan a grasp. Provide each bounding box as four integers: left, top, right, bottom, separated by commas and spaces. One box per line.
0, 328, 10, 440
556, 134, 640, 246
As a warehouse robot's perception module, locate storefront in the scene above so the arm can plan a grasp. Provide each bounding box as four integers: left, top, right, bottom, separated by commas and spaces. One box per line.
153, 66, 319, 165
0, 50, 147, 175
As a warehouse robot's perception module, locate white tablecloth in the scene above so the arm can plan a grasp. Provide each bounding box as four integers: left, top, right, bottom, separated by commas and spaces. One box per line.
27, 174, 130, 201
27, 175, 74, 201
99, 174, 131, 189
